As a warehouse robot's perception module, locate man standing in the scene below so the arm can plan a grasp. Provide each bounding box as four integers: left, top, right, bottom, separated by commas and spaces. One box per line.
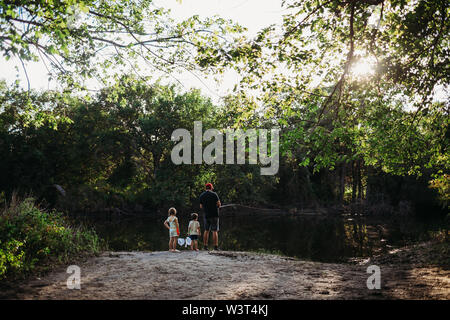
199, 183, 221, 251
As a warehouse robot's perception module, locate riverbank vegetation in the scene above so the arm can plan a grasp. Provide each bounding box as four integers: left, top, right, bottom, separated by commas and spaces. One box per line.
0, 0, 448, 285
0, 196, 101, 282
0, 78, 447, 219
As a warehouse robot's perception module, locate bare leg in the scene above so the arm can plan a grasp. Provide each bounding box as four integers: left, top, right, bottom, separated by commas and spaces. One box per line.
169, 237, 174, 251
173, 236, 179, 251
212, 231, 218, 247
203, 231, 209, 247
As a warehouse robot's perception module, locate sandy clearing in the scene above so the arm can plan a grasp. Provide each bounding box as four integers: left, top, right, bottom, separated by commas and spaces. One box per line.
3, 250, 449, 300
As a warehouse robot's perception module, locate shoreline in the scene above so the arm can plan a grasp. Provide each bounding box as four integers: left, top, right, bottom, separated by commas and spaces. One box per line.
1, 240, 448, 300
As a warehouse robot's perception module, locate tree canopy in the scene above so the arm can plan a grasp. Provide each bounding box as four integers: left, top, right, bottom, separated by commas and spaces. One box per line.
197, 0, 449, 179
0, 0, 245, 88
0, 0, 448, 210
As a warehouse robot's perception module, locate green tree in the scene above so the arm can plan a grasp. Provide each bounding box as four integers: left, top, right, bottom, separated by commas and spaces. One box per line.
1, 0, 245, 88
197, 0, 449, 202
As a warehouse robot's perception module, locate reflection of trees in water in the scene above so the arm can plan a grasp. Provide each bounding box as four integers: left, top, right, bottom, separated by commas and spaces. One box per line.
84, 214, 438, 262
344, 220, 369, 257
95, 216, 376, 261
221, 216, 370, 262
89, 217, 169, 251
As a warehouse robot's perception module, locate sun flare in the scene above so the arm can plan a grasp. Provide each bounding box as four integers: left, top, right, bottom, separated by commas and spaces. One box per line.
350, 57, 377, 79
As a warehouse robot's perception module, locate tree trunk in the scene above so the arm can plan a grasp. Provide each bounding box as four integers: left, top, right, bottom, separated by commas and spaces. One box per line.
339, 163, 346, 204
352, 160, 357, 203
357, 160, 363, 200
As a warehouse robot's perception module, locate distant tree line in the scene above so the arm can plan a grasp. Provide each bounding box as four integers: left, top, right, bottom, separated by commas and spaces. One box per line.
0, 78, 445, 218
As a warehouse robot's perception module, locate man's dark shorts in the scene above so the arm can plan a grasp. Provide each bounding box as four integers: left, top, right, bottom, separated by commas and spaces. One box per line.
203, 216, 219, 232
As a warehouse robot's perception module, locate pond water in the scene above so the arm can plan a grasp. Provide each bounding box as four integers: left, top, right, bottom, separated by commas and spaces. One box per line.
82, 211, 442, 263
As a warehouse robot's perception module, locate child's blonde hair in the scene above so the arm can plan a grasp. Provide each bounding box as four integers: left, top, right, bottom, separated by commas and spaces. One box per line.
168, 207, 177, 216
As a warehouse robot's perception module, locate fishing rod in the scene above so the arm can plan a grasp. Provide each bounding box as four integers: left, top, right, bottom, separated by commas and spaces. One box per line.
220, 203, 283, 211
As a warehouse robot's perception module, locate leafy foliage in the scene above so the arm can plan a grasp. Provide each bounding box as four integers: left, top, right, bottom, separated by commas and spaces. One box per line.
0, 0, 245, 87
0, 1, 447, 213
197, 0, 449, 200
0, 197, 100, 280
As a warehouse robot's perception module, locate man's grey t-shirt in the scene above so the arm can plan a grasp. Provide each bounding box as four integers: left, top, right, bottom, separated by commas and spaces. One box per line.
199, 190, 220, 218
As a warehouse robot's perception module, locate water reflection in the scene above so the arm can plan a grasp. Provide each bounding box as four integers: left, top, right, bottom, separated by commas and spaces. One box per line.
83, 212, 440, 262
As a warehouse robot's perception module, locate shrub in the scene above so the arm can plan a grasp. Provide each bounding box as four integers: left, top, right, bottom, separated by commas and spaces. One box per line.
0, 197, 101, 280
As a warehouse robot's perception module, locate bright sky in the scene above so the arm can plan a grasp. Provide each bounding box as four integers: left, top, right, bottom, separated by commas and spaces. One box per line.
0, 0, 285, 101
1, 1, 447, 104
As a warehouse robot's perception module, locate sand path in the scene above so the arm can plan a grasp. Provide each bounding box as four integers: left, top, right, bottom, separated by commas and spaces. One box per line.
4, 249, 449, 300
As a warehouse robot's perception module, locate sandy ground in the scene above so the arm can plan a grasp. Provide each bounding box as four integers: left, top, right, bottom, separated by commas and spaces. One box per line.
2, 246, 449, 300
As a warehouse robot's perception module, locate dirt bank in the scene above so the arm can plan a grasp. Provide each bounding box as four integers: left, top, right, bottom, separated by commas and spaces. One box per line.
2, 242, 449, 300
